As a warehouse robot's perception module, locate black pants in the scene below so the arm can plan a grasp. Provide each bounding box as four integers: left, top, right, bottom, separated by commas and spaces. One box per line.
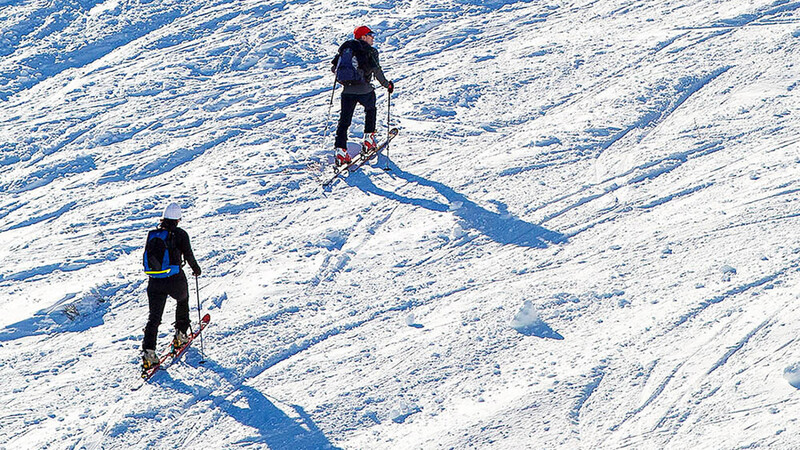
335, 91, 377, 149
143, 271, 190, 351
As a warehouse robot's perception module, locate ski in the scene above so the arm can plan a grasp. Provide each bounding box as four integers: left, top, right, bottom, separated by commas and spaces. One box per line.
167, 312, 210, 366
348, 127, 399, 173
322, 128, 399, 188
132, 313, 210, 390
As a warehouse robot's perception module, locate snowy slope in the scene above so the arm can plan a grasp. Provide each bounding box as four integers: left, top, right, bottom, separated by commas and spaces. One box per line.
2, 0, 800, 448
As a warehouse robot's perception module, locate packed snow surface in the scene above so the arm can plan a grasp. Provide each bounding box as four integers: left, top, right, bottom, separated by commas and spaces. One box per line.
2, 0, 800, 448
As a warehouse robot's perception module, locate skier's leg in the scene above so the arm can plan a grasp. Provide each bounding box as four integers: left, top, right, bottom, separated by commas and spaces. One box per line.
143, 281, 168, 351
362, 91, 377, 134
335, 94, 358, 149
359, 92, 378, 152
172, 272, 191, 335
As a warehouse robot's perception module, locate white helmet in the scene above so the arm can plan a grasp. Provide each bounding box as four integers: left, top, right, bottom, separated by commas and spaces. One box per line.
162, 203, 182, 220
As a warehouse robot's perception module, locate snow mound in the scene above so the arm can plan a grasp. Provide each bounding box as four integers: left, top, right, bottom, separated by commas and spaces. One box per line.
510, 300, 563, 340
388, 401, 422, 424
784, 363, 800, 389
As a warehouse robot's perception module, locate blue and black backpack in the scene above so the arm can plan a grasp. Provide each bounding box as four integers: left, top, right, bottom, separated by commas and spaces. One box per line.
335, 46, 366, 86
143, 229, 180, 278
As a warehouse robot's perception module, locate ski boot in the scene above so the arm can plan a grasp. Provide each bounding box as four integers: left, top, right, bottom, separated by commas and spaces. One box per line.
172, 330, 189, 352
142, 349, 159, 371
361, 132, 378, 156
335, 147, 351, 168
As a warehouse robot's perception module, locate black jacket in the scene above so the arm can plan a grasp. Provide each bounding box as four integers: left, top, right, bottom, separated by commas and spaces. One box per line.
332, 39, 390, 95
161, 222, 201, 275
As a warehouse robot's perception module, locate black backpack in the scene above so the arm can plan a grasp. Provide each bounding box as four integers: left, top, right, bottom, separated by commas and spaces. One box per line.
143, 229, 180, 278
335, 43, 368, 86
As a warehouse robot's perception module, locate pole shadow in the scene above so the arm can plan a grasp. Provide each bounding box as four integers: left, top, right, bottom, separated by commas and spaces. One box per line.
347, 160, 566, 248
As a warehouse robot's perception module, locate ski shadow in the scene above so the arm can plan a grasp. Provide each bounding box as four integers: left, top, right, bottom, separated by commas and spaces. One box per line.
347, 160, 566, 248
154, 356, 340, 450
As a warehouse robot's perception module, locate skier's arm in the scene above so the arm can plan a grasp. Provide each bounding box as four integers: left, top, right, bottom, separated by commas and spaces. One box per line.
331, 54, 339, 73
370, 50, 391, 89
177, 230, 202, 276
373, 64, 390, 89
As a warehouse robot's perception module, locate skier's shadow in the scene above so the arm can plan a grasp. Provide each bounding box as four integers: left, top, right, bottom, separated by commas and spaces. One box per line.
154, 356, 340, 450
347, 160, 566, 248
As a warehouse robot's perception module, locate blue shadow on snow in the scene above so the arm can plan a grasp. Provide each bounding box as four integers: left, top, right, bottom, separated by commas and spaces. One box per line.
513, 321, 564, 340
0, 300, 108, 342
0, 282, 131, 341
153, 356, 341, 450
347, 160, 566, 248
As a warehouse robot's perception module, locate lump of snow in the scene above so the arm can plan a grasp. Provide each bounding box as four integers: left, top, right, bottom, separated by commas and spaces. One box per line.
405, 314, 423, 329
511, 300, 563, 340
451, 223, 467, 239
784, 363, 800, 389
309, 229, 347, 251
388, 401, 421, 423
511, 300, 538, 328
721, 265, 737, 282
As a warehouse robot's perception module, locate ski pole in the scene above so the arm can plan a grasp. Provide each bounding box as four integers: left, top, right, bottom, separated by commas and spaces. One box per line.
322, 75, 337, 147
195, 275, 206, 364
384, 91, 391, 171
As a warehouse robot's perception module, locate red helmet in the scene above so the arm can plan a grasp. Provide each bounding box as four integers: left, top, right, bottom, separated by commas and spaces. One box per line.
354, 26, 374, 40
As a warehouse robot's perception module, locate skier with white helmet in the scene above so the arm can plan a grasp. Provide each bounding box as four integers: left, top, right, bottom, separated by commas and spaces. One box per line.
141, 202, 201, 369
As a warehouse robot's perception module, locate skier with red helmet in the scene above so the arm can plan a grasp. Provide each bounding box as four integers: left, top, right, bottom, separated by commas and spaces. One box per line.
331, 25, 394, 167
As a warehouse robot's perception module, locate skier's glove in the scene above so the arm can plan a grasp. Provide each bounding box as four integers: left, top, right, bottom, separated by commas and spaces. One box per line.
193, 267, 202, 277
387, 81, 394, 94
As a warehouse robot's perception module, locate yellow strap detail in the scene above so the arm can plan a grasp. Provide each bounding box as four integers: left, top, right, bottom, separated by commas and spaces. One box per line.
145, 269, 172, 275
